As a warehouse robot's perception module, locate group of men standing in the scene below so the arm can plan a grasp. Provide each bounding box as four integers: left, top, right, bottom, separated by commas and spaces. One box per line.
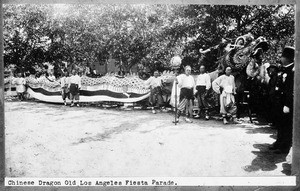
145, 64, 237, 125
145, 46, 295, 155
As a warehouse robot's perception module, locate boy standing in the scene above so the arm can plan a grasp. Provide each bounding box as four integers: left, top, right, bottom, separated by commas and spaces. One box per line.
68, 70, 81, 107
15, 72, 26, 101
61, 72, 70, 106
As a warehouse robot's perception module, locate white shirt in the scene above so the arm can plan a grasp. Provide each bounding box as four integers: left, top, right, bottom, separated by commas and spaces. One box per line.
145, 76, 162, 88
212, 74, 236, 94
69, 75, 81, 88
60, 76, 70, 88
177, 74, 195, 89
196, 73, 211, 90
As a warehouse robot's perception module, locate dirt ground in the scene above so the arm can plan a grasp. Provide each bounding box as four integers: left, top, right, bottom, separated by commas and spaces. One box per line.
4, 100, 292, 177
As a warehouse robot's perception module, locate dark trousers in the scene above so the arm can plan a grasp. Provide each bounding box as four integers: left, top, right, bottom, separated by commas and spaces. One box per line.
274, 112, 293, 151
149, 87, 163, 108
69, 84, 79, 101
196, 86, 209, 114
176, 88, 193, 118
17, 92, 25, 101
270, 97, 283, 127
279, 113, 293, 151
62, 87, 69, 101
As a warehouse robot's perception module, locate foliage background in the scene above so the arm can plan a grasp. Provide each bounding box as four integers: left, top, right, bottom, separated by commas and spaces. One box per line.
3, 4, 295, 75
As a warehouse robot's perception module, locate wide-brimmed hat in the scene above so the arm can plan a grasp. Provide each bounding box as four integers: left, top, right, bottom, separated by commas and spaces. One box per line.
281, 46, 295, 61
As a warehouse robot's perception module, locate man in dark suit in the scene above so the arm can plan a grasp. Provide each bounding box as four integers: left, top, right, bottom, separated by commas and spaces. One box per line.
270, 46, 295, 154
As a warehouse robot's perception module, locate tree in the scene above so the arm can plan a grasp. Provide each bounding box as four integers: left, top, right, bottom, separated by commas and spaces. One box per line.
174, 5, 295, 71
3, 4, 52, 73
3, 4, 295, 75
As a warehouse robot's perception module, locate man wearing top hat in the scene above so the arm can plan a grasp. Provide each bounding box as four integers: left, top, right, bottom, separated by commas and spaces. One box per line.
269, 46, 295, 154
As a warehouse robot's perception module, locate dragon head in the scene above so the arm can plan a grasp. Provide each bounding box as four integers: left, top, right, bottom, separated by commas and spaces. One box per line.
220, 35, 269, 75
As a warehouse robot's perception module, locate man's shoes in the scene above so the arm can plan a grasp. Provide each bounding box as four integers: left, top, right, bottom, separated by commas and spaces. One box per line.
76, 103, 80, 107
194, 114, 200, 119
70, 103, 74, 107
231, 117, 239, 124
205, 115, 209, 120
64, 102, 67, 106
172, 118, 179, 123
184, 117, 193, 123
152, 109, 156, 114
160, 108, 167, 112
223, 118, 228, 124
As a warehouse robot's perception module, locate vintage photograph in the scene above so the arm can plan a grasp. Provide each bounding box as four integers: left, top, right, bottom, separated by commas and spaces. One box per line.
3, 3, 296, 178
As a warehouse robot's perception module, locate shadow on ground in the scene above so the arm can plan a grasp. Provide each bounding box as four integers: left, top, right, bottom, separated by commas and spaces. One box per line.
72, 122, 139, 145
243, 143, 288, 172
282, 163, 292, 175
245, 125, 276, 135
245, 125, 278, 141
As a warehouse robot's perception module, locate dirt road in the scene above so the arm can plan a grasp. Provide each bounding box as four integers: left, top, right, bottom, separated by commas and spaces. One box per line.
4, 101, 291, 177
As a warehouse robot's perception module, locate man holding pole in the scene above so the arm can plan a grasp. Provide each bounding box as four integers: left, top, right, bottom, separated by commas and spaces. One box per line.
173, 65, 195, 123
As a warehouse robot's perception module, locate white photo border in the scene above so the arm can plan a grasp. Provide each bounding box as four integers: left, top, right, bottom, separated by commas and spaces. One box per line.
1, 0, 300, 190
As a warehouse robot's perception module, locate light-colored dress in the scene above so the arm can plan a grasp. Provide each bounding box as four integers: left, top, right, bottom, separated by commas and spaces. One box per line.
15, 77, 26, 93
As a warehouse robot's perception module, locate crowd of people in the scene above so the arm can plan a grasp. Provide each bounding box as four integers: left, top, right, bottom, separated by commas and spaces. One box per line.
11, 67, 83, 108
145, 46, 295, 155
145, 64, 237, 125
9, 45, 296, 155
